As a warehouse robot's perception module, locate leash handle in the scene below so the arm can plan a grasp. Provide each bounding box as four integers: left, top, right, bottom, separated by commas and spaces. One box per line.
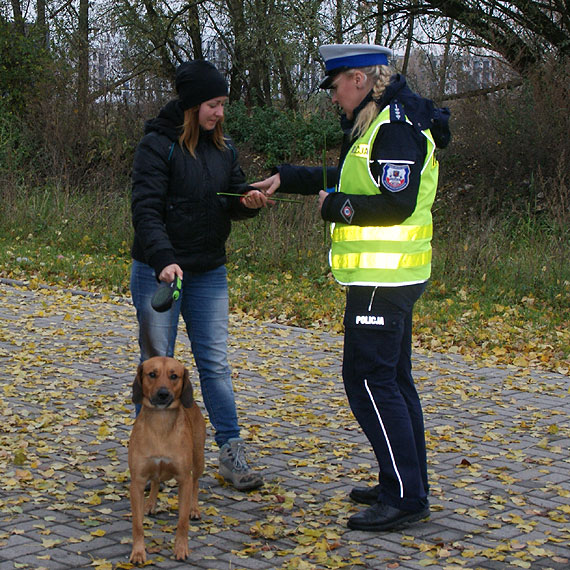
150, 276, 182, 312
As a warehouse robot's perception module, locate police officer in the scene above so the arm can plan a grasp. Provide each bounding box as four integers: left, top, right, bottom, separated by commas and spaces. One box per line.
252, 44, 450, 531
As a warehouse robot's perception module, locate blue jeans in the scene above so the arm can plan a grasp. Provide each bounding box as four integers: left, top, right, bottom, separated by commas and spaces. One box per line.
130, 259, 240, 446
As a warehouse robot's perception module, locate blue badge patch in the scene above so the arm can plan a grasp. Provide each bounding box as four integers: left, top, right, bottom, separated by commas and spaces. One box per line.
341, 199, 354, 223
381, 163, 410, 192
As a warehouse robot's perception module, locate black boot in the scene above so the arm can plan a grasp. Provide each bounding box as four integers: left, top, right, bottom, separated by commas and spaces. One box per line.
349, 484, 381, 505
347, 501, 430, 532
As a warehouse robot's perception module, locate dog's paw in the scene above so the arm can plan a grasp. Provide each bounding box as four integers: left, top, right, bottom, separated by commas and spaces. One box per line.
173, 538, 189, 560
130, 547, 147, 564
144, 499, 157, 515
190, 508, 201, 521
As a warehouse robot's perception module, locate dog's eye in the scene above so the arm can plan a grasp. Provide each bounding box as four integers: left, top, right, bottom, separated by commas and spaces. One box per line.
169, 374, 178, 380
149, 372, 157, 378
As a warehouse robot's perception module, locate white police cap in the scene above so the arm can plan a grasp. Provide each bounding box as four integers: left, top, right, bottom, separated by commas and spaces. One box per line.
318, 44, 392, 88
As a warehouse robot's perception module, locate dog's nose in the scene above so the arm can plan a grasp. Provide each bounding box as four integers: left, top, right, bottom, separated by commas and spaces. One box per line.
156, 388, 170, 401
150, 387, 173, 407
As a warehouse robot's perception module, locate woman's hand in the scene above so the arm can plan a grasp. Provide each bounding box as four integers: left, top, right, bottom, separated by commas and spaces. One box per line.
240, 189, 274, 208
159, 264, 183, 283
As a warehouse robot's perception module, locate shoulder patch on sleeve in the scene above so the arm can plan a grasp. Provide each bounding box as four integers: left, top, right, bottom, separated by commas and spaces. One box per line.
381, 163, 410, 192
390, 100, 406, 123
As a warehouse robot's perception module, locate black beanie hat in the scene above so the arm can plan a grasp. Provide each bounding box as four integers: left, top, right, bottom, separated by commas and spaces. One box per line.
175, 60, 228, 110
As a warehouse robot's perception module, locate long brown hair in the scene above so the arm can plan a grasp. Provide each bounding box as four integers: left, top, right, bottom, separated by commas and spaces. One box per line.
350, 65, 392, 138
178, 106, 227, 157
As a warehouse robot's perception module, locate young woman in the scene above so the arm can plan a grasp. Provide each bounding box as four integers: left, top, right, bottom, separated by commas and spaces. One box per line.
130, 60, 267, 491
252, 44, 450, 530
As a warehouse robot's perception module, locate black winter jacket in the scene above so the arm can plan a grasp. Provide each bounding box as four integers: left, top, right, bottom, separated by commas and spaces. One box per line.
131, 100, 257, 276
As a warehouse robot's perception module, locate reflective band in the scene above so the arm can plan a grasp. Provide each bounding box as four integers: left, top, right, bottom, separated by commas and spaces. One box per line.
332, 224, 432, 242
364, 379, 404, 498
331, 250, 432, 271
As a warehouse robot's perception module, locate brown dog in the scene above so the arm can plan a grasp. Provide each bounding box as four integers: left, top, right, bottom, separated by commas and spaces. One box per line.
128, 356, 206, 564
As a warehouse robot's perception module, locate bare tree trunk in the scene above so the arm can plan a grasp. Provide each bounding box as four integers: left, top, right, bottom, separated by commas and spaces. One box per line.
334, 0, 343, 43
278, 57, 298, 110
142, 0, 176, 79
437, 19, 454, 100
402, 6, 415, 75
226, 0, 246, 102
249, 53, 267, 106
248, 0, 272, 106
10, 0, 25, 34
188, 0, 203, 60
262, 64, 271, 105
76, 0, 89, 149
36, 0, 48, 48
77, 0, 89, 111
375, 0, 384, 44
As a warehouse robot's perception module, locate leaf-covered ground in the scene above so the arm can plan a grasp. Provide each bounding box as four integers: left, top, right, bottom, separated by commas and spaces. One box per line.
1, 247, 567, 376
0, 282, 569, 570
227, 269, 569, 377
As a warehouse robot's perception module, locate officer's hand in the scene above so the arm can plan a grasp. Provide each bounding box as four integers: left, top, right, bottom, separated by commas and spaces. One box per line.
250, 173, 281, 197
318, 190, 329, 213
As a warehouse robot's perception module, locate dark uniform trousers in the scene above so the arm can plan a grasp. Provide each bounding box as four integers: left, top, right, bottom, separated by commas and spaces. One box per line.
343, 283, 429, 512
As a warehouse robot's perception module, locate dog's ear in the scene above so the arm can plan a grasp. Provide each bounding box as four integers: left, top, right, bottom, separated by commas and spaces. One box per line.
180, 368, 194, 408
132, 363, 144, 404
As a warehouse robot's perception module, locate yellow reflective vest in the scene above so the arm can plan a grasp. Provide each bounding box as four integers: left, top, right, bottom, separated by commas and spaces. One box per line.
330, 104, 439, 286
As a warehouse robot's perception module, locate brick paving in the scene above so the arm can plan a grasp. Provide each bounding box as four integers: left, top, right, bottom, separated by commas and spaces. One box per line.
0, 280, 568, 569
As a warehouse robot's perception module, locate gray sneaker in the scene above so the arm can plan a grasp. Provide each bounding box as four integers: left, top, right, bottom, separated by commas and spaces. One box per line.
219, 438, 263, 491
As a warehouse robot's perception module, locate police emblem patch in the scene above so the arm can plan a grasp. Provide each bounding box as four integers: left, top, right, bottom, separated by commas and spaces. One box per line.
341, 199, 354, 223
381, 163, 410, 192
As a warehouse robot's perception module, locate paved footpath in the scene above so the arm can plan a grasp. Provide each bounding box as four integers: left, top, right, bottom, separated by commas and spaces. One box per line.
0, 281, 568, 570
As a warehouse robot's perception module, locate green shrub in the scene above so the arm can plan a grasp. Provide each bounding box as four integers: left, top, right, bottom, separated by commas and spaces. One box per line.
0, 22, 51, 114
0, 103, 31, 184
225, 101, 341, 166
439, 59, 569, 223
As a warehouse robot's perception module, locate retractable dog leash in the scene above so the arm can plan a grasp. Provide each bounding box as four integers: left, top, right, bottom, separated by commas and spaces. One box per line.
151, 276, 182, 312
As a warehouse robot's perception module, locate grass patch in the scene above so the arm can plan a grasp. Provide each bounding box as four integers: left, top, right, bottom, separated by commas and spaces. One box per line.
0, 185, 568, 373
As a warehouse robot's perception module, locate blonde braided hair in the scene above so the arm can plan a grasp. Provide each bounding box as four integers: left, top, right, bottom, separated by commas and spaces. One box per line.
350, 65, 392, 138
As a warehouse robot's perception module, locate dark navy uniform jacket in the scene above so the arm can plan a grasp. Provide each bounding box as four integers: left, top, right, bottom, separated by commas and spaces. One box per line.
275, 75, 450, 228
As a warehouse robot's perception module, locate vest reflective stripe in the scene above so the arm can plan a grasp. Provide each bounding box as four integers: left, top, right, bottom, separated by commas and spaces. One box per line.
331, 250, 432, 271
331, 105, 438, 286
333, 224, 432, 243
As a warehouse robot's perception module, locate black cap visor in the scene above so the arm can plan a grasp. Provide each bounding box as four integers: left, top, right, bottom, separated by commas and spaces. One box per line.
319, 67, 349, 89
